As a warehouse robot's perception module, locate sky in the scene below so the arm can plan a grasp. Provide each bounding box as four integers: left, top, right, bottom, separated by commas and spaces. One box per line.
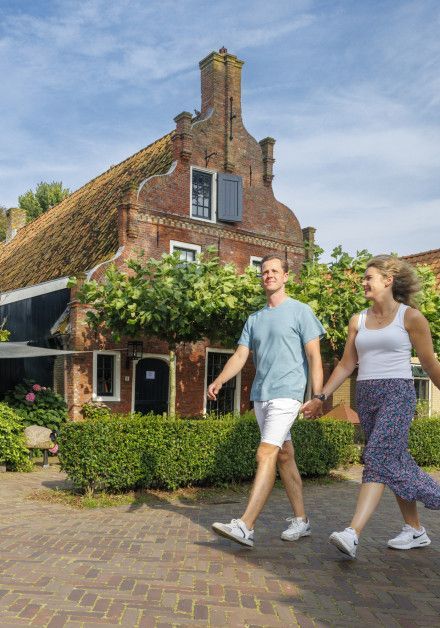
0, 0, 439, 259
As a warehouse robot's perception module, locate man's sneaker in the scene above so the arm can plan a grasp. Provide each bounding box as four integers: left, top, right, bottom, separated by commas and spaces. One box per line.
387, 524, 431, 550
281, 516, 311, 541
212, 519, 254, 547
329, 527, 358, 558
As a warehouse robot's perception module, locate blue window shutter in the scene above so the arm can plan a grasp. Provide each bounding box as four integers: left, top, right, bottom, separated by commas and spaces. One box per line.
217, 173, 243, 222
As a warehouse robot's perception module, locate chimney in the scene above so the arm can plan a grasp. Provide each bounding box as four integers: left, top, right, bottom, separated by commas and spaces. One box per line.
259, 137, 276, 186
199, 48, 244, 120
172, 111, 193, 161
5, 207, 27, 243
302, 227, 316, 261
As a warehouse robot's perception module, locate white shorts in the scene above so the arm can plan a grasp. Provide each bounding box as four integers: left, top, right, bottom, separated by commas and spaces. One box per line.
254, 398, 302, 448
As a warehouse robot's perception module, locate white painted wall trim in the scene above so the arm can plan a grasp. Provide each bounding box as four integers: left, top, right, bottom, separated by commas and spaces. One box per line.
170, 240, 201, 255
137, 160, 177, 199
86, 246, 125, 281
203, 347, 241, 415
0, 277, 70, 306
191, 107, 214, 128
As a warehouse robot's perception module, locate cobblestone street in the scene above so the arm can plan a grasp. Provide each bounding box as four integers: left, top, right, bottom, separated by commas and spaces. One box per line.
1, 464, 439, 627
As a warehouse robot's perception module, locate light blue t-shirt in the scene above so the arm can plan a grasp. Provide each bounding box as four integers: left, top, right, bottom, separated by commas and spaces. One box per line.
238, 297, 326, 402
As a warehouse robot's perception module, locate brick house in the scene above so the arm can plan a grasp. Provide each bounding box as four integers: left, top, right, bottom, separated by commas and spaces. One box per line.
0, 48, 311, 420
332, 247, 440, 416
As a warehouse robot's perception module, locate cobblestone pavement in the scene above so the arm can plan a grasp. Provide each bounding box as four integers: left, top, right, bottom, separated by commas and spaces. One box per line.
1, 464, 439, 627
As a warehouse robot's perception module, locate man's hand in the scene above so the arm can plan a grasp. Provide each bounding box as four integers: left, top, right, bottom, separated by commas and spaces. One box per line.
301, 398, 323, 419
207, 380, 223, 401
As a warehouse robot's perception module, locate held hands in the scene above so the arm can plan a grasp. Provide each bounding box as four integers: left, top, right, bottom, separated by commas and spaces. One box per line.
207, 380, 223, 401
300, 398, 323, 419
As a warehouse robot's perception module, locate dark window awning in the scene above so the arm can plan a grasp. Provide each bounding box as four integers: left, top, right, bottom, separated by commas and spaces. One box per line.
0, 342, 80, 359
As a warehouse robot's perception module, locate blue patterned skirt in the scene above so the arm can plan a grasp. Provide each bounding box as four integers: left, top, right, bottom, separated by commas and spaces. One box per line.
356, 378, 440, 509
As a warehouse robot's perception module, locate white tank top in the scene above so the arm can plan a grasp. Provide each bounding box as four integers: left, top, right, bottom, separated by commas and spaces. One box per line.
355, 303, 413, 381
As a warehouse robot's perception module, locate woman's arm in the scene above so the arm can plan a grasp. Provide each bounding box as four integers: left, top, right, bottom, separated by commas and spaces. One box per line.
302, 314, 360, 417
406, 308, 440, 390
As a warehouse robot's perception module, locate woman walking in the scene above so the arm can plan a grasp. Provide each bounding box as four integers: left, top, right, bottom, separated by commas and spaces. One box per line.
304, 255, 440, 558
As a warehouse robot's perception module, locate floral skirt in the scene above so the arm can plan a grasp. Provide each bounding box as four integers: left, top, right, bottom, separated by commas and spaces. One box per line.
356, 378, 440, 510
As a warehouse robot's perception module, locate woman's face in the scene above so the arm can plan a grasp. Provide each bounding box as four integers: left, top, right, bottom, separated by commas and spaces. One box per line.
362, 266, 392, 301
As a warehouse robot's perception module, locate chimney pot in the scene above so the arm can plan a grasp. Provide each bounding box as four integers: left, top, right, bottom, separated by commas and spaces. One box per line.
219, 46, 228, 54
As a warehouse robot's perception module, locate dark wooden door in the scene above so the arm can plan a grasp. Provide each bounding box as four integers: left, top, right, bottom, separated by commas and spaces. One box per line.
135, 358, 169, 415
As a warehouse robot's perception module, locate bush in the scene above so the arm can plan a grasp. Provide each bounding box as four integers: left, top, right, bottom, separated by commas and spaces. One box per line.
5, 380, 68, 431
0, 403, 33, 471
59, 413, 354, 493
409, 418, 440, 467
81, 402, 111, 420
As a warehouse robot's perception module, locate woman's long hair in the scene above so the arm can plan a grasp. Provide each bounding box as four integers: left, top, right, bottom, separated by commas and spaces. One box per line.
366, 254, 421, 308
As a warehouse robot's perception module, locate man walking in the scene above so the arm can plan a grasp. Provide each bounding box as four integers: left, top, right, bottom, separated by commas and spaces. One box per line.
208, 254, 325, 547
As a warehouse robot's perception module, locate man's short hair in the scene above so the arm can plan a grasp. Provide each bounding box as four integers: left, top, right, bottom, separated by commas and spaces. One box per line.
261, 254, 289, 273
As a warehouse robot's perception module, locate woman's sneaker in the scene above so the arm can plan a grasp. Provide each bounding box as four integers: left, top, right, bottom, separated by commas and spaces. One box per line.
281, 516, 311, 541
212, 518, 254, 547
329, 527, 358, 558
387, 524, 431, 550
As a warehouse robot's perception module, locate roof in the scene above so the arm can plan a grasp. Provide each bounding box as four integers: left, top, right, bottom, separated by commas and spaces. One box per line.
0, 133, 173, 293
322, 402, 360, 424
402, 248, 440, 285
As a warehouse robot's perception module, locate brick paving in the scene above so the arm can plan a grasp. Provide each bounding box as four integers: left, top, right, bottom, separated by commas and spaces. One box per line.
0, 464, 439, 627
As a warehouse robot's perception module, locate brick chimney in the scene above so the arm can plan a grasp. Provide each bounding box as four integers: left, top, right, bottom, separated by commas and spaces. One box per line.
302, 226, 316, 261
5, 207, 27, 243
259, 137, 276, 186
199, 48, 244, 120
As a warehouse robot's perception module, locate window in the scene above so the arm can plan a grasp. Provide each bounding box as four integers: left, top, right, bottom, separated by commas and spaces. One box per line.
170, 240, 201, 262
250, 256, 263, 275
412, 362, 430, 403
93, 351, 121, 402
205, 349, 240, 415
192, 169, 214, 220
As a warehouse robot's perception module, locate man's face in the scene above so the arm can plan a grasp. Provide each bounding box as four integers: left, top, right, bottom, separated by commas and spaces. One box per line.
261, 258, 288, 295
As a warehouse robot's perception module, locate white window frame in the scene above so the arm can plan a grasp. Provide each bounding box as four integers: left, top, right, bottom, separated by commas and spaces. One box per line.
170, 240, 201, 261
250, 256, 263, 272
93, 351, 121, 402
411, 357, 432, 416
190, 165, 217, 224
203, 348, 241, 414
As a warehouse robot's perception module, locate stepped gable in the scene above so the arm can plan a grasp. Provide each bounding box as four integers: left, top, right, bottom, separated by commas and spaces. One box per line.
0, 133, 173, 293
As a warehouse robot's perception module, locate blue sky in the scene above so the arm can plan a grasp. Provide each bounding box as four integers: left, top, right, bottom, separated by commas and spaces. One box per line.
1, 0, 439, 258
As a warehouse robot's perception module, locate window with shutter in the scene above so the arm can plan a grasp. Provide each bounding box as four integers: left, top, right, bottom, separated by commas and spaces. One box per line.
217, 173, 243, 222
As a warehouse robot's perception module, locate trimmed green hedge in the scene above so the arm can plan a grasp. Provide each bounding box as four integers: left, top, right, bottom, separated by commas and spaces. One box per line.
59, 413, 354, 492
409, 418, 440, 466
0, 403, 33, 471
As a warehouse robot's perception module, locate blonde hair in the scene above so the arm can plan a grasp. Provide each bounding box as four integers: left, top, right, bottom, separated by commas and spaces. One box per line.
366, 254, 421, 308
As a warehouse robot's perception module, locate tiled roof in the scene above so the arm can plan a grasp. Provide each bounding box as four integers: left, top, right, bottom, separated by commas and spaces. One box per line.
0, 133, 173, 293
402, 248, 440, 285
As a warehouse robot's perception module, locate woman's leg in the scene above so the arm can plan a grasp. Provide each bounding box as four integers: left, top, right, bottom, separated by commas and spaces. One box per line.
395, 495, 421, 529
350, 482, 385, 536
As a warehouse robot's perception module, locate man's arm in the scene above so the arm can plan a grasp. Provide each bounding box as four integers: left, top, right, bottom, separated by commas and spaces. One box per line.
303, 337, 324, 411
207, 344, 250, 401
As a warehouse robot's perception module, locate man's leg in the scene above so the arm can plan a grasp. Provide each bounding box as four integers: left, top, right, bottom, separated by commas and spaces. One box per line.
240, 442, 280, 530
277, 440, 306, 519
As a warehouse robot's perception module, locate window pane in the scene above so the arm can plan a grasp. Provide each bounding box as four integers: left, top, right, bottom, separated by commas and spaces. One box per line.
414, 378, 429, 401
192, 170, 212, 219
174, 246, 196, 262
97, 354, 114, 396
206, 352, 236, 415
251, 259, 262, 275
412, 364, 428, 378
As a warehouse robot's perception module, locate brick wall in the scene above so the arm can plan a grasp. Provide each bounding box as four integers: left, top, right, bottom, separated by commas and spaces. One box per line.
66, 48, 306, 419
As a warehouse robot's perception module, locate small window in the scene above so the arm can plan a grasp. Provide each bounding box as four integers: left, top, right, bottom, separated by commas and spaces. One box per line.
192, 169, 213, 220
250, 256, 263, 275
170, 240, 201, 263
93, 351, 121, 401
205, 350, 240, 415
412, 363, 430, 402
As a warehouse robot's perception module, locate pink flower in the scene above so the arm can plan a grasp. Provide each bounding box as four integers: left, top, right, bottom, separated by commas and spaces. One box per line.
25, 392, 36, 402
42, 387, 47, 390
32, 384, 42, 392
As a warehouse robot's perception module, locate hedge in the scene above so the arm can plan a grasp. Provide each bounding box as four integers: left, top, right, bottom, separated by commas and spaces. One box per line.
0, 403, 33, 471
59, 413, 354, 493
409, 418, 440, 467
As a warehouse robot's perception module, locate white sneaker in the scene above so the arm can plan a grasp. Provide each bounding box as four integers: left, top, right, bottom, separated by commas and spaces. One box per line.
387, 524, 431, 550
281, 516, 311, 541
329, 527, 358, 558
212, 519, 254, 547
